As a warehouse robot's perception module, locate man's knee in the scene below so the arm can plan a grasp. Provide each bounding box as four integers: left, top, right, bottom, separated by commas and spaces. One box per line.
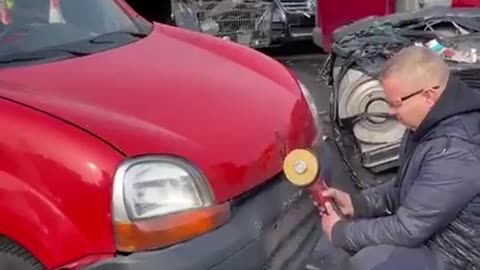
348, 245, 433, 270
348, 245, 396, 270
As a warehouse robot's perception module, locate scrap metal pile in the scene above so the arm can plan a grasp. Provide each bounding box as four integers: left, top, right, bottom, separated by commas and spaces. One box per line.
172, 0, 273, 48
321, 7, 480, 187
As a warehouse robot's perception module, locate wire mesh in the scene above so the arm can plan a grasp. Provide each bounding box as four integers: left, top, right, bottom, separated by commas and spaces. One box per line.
194, 0, 274, 48
277, 0, 313, 13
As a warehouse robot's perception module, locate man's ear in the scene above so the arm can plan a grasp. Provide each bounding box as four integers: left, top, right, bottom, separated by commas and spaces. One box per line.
423, 88, 439, 106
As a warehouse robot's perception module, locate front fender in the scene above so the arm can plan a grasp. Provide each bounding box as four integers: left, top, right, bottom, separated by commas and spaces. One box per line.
0, 97, 123, 268
0, 173, 89, 266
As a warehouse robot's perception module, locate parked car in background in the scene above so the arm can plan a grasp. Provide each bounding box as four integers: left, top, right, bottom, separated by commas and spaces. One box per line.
270, 0, 316, 46
126, 0, 316, 49
0, 0, 322, 269
321, 6, 480, 185
314, 0, 480, 52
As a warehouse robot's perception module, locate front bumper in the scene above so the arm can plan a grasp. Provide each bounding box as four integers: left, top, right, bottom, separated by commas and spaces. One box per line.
86, 174, 321, 270
271, 11, 316, 44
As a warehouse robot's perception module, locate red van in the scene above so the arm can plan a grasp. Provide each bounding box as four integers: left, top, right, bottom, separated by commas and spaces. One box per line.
0, 0, 322, 269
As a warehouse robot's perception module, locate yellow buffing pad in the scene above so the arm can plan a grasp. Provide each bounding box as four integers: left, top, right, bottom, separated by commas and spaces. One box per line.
282, 149, 319, 187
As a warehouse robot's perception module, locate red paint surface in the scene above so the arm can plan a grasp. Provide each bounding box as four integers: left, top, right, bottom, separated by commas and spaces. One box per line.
452, 0, 480, 6
0, 98, 122, 268
316, 0, 395, 52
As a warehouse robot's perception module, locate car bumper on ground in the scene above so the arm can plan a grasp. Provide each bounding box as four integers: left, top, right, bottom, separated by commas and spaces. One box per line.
86, 173, 321, 270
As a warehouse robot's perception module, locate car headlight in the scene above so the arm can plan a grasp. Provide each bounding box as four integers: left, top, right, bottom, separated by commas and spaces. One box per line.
112, 155, 231, 252
298, 81, 323, 145
120, 156, 213, 219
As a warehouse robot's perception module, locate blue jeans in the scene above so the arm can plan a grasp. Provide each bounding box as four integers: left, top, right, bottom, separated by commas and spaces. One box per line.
347, 245, 435, 270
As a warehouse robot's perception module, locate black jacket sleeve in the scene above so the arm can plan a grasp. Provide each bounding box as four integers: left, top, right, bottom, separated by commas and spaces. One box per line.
350, 179, 398, 219
331, 145, 479, 252
349, 131, 410, 219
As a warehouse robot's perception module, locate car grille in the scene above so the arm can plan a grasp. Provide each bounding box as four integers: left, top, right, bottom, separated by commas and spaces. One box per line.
262, 191, 321, 270
231, 174, 322, 270
278, 0, 315, 14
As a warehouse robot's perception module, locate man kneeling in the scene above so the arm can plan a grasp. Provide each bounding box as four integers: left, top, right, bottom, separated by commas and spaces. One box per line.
320, 46, 480, 270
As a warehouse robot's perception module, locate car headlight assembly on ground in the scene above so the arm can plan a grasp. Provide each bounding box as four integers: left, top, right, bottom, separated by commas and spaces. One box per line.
112, 155, 231, 252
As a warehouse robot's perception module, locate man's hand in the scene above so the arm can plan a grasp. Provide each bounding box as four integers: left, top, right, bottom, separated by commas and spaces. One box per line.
322, 188, 355, 217
321, 202, 341, 241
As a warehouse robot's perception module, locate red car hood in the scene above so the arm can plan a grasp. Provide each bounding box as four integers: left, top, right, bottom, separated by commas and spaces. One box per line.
0, 24, 315, 202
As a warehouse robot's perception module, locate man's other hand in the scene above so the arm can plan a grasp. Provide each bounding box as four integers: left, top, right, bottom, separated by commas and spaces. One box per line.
322, 188, 355, 217
321, 202, 341, 241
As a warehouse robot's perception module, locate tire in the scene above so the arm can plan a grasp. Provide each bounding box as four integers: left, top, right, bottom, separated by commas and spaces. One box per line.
0, 237, 44, 270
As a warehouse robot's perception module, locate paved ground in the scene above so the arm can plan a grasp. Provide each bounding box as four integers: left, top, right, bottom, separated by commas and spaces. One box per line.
260, 41, 331, 112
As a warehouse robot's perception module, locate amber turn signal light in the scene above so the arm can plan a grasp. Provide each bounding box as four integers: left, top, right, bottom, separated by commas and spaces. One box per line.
114, 202, 231, 252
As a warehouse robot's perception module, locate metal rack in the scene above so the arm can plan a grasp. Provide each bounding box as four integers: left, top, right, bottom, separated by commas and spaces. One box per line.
193, 0, 274, 48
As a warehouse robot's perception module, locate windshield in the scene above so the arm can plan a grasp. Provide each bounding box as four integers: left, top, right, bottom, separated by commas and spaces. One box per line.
0, 0, 151, 66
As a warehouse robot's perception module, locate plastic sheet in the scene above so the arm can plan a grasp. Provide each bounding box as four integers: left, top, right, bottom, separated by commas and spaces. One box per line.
328, 6, 480, 79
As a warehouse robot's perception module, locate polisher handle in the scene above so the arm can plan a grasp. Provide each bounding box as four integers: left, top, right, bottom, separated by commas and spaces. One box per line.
308, 181, 344, 218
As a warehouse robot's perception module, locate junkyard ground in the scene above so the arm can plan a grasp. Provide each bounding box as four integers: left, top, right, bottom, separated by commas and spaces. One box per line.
262, 41, 351, 270
261, 41, 330, 112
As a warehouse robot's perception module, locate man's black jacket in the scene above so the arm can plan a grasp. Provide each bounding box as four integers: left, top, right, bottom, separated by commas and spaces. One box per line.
331, 75, 480, 270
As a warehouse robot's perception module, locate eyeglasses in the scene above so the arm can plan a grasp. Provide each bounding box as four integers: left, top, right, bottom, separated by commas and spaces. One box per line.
388, 85, 440, 108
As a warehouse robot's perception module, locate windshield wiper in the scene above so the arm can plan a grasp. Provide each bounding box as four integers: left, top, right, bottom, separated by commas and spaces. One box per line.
89, 31, 149, 44
0, 49, 90, 64
0, 30, 149, 65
